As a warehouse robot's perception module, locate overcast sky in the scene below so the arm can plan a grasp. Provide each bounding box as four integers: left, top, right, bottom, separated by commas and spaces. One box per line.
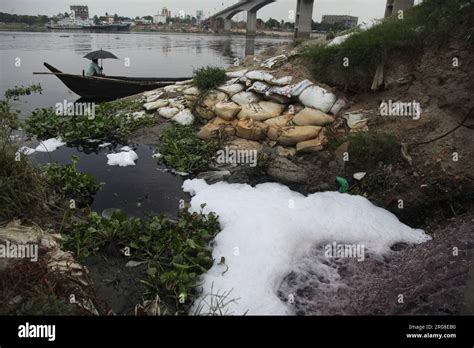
2, 0, 422, 22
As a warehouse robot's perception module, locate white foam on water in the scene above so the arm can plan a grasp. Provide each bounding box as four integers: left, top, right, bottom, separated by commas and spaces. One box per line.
183, 179, 431, 315
34, 138, 66, 153
18, 146, 36, 155
106, 148, 138, 167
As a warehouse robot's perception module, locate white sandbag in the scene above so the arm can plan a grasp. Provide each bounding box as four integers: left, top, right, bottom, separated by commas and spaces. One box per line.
231, 91, 262, 105
266, 94, 291, 104
237, 76, 253, 87
171, 109, 194, 126
245, 70, 275, 83
226, 70, 248, 78
217, 83, 245, 97
237, 101, 285, 122
143, 89, 162, 97
298, 85, 337, 113
271, 76, 293, 86
143, 100, 169, 111
175, 79, 193, 85
183, 87, 200, 96
329, 99, 347, 116
247, 81, 271, 95
329, 98, 347, 115
168, 98, 186, 110
146, 92, 164, 103
164, 84, 186, 93
158, 107, 180, 119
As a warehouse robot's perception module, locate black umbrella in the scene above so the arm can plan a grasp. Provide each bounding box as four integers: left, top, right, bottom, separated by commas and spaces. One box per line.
83, 49, 119, 70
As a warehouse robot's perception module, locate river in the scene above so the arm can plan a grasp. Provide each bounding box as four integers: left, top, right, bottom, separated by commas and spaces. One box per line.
1, 31, 290, 217
0, 31, 290, 113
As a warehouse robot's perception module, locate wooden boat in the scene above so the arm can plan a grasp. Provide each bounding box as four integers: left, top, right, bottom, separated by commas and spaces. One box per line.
35, 63, 191, 101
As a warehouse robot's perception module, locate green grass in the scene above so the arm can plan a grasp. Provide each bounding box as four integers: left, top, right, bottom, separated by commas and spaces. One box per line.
305, 0, 473, 90
159, 124, 220, 173
0, 98, 46, 222
192, 66, 228, 91
63, 206, 220, 314
0, 143, 46, 223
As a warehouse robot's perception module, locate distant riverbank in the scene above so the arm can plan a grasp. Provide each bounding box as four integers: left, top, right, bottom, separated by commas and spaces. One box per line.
0, 22, 300, 38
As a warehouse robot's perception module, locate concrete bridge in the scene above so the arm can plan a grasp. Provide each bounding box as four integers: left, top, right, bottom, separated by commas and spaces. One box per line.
210, 0, 414, 39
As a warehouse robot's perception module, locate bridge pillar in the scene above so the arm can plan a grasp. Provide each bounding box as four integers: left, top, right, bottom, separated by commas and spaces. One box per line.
247, 10, 257, 36
385, 0, 414, 18
294, 0, 314, 39
224, 18, 232, 32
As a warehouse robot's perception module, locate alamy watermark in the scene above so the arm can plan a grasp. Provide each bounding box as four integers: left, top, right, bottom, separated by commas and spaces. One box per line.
55, 99, 96, 119
216, 146, 258, 167
324, 242, 365, 262
379, 100, 422, 120
0, 241, 38, 262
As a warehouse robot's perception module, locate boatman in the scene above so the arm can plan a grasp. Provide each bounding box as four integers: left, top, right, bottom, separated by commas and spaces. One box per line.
86, 59, 103, 77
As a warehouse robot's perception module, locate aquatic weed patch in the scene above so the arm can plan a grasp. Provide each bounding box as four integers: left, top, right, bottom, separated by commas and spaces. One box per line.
44, 155, 100, 207
63, 206, 220, 314
159, 124, 220, 173
24, 99, 153, 143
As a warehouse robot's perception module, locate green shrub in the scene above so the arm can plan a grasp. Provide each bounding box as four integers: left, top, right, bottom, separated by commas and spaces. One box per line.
0, 98, 45, 223
159, 124, 220, 173
305, 0, 473, 90
0, 144, 45, 223
348, 132, 400, 170
193, 66, 228, 91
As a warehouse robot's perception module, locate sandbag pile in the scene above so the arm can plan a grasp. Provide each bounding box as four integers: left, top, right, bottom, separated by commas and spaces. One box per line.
140, 68, 348, 153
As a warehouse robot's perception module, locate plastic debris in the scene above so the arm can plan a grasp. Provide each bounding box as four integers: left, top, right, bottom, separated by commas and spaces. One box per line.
353, 172, 367, 181
261, 54, 288, 69
336, 176, 349, 193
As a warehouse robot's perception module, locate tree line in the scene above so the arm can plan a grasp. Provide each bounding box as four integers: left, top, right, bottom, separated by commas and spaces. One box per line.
0, 12, 49, 25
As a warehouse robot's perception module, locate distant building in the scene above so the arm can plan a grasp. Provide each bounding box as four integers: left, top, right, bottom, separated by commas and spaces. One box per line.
154, 14, 167, 24
162, 7, 171, 18
196, 10, 204, 20
135, 18, 152, 25
98, 15, 115, 23
321, 15, 358, 29
70, 5, 89, 20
